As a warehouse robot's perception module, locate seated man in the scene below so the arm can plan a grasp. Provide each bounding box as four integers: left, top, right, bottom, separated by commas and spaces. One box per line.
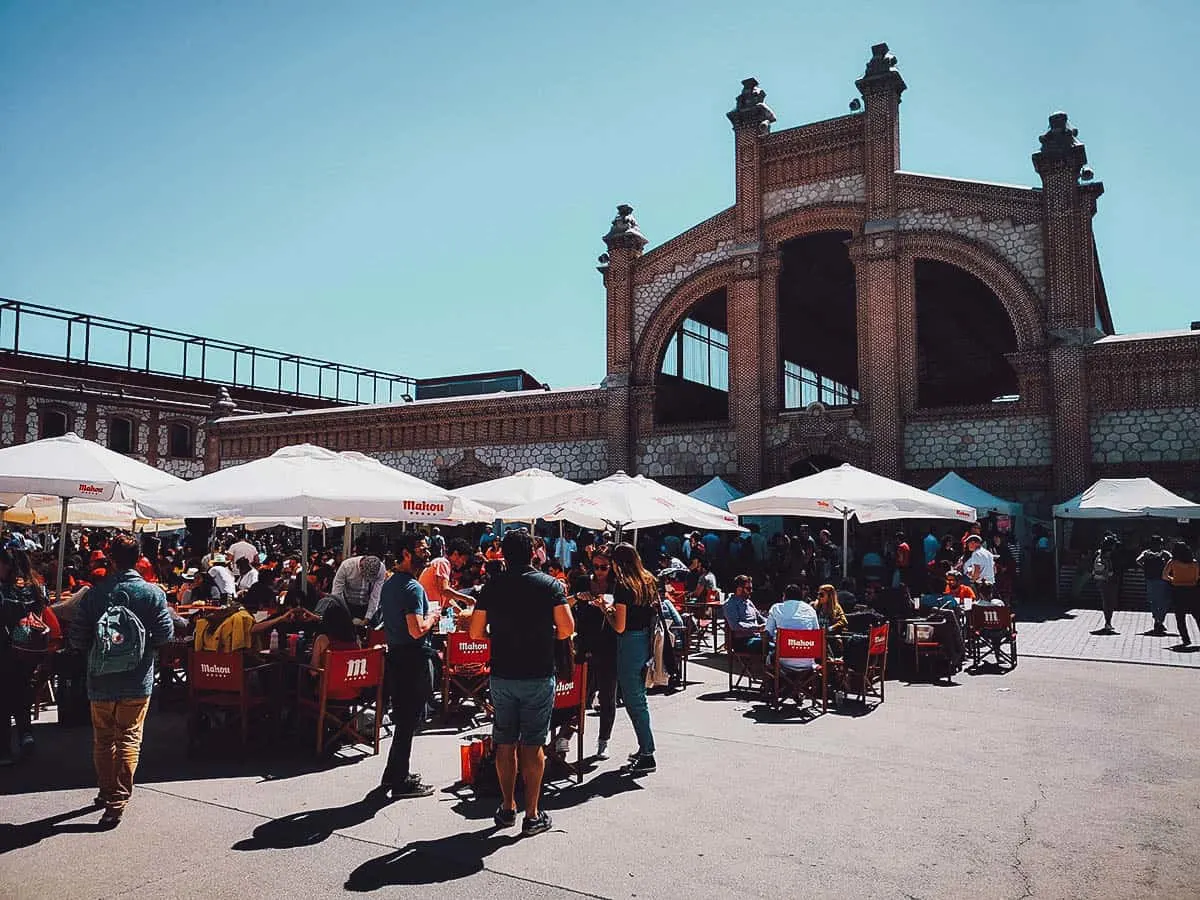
723, 575, 765, 651
689, 556, 718, 601
764, 583, 820, 670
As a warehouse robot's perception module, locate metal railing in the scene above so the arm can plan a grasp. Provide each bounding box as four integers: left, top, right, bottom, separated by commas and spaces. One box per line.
0, 299, 415, 405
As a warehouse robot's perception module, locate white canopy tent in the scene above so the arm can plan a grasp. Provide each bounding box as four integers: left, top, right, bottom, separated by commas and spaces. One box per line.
498, 470, 744, 534
729, 463, 978, 575
0, 432, 184, 597
450, 467, 579, 513
138, 444, 496, 580
928, 471, 1022, 517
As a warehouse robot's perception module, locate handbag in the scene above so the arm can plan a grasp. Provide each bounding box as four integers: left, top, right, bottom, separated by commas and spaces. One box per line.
554, 637, 575, 683
12, 609, 50, 653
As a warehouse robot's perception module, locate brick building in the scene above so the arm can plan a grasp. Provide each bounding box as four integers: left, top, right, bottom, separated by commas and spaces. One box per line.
30, 44, 1200, 515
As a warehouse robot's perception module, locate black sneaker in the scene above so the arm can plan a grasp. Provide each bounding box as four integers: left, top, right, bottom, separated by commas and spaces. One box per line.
493, 806, 517, 828
99, 809, 122, 829
389, 776, 435, 799
521, 811, 553, 836
627, 754, 656, 775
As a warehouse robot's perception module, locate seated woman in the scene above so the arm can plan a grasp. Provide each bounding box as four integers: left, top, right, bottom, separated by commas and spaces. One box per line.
308, 604, 365, 701
812, 583, 848, 657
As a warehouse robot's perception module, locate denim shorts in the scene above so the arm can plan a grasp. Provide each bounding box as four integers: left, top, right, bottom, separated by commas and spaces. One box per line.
490, 675, 556, 746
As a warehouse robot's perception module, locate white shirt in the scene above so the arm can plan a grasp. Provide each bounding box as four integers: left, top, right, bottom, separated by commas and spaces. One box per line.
228, 540, 259, 567
236, 567, 259, 592
331, 556, 388, 620
764, 599, 820, 670
966, 548, 996, 585
208, 564, 236, 597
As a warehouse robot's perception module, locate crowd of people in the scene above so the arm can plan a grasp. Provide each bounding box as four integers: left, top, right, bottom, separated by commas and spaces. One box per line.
3, 514, 1198, 837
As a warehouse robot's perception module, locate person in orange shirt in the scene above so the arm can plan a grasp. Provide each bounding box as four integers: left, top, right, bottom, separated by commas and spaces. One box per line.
944, 571, 976, 602
418, 539, 475, 613
485, 537, 505, 563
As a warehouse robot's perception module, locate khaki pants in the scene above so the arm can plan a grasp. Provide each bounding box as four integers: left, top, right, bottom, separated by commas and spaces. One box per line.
90, 698, 150, 813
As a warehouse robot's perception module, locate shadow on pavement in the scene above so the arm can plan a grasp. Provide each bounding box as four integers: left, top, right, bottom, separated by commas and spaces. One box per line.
344, 825, 521, 891
232, 788, 395, 850
1012, 604, 1077, 623
0, 805, 109, 853
445, 769, 642, 822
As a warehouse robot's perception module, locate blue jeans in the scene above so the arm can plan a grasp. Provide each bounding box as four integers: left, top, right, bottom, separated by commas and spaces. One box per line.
616, 628, 655, 755
490, 675, 556, 746
1146, 579, 1171, 626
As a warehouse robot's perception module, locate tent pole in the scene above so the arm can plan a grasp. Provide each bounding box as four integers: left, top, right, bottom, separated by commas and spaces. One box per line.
343, 521, 353, 561
1053, 516, 1060, 603
56, 497, 69, 601
841, 509, 849, 582
301, 516, 310, 588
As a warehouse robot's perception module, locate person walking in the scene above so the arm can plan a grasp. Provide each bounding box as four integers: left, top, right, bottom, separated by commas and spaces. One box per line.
1163, 542, 1200, 648
470, 529, 574, 836
609, 542, 659, 775
378, 533, 437, 799
0, 547, 54, 764
571, 570, 617, 759
1091, 534, 1120, 634
1136, 535, 1173, 636
68, 535, 174, 827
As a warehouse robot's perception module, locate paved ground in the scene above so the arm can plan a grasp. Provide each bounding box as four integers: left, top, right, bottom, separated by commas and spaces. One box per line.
1018, 606, 1200, 668
2, 649, 1198, 900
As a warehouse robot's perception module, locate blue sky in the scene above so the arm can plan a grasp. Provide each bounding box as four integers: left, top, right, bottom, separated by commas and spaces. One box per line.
2, 1, 1197, 391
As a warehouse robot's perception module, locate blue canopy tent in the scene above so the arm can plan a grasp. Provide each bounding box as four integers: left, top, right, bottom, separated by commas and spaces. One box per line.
688, 476, 744, 511
928, 471, 1021, 517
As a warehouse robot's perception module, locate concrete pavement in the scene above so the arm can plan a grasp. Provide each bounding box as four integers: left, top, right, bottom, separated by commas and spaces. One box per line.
2, 652, 1198, 899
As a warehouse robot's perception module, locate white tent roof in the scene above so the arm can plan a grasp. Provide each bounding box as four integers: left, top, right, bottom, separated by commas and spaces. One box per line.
728, 463, 978, 524
137, 444, 496, 523
0, 432, 183, 502
928, 471, 1021, 517
499, 470, 743, 532
687, 476, 745, 512
1053, 478, 1200, 520
450, 467, 578, 513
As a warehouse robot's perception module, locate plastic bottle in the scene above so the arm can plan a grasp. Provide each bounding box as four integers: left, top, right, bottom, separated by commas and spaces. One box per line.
269, 629, 280, 653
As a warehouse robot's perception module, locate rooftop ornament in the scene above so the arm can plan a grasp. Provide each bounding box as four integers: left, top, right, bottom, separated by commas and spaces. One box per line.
603, 204, 648, 252
726, 77, 776, 134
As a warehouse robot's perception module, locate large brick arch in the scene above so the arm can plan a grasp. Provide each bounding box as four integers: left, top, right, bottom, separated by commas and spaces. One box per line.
898, 230, 1044, 351
631, 260, 735, 386
762, 202, 866, 247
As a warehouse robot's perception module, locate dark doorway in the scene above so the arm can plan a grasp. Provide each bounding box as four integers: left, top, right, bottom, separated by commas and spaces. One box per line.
914, 260, 1019, 407
788, 454, 844, 479
655, 288, 729, 424
778, 232, 860, 409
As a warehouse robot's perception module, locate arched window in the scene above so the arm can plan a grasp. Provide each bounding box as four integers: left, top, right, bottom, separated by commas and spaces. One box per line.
655, 288, 729, 424
167, 422, 194, 459
108, 415, 135, 454
39, 408, 70, 439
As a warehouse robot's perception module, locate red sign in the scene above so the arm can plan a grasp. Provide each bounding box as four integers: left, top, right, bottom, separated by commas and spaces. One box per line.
403, 499, 447, 515
554, 664, 584, 708
78, 483, 106, 495
868, 624, 889, 656
190, 651, 243, 692
777, 628, 823, 660
446, 633, 490, 666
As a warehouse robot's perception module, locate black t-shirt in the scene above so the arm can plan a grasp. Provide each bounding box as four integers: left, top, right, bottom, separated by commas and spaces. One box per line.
614, 583, 655, 632
573, 595, 617, 660
1138, 549, 1171, 582
476, 566, 566, 679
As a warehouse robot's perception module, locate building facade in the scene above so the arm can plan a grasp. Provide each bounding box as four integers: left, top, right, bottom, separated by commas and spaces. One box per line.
153, 46, 1200, 511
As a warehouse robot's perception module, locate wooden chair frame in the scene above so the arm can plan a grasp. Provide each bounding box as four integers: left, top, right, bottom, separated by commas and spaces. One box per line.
726, 625, 769, 695
187, 649, 273, 747
296, 647, 386, 756
547, 661, 589, 784
442, 633, 491, 726
966, 605, 1018, 671
858, 624, 889, 705
768, 628, 827, 714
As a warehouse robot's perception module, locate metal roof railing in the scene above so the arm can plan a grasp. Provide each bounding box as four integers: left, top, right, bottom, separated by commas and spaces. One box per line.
0, 299, 416, 405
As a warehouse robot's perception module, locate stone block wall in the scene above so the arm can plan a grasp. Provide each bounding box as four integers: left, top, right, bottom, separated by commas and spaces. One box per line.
762, 174, 866, 219
904, 415, 1053, 469
374, 441, 609, 484
1090, 407, 1200, 464
898, 208, 1044, 297
636, 429, 738, 479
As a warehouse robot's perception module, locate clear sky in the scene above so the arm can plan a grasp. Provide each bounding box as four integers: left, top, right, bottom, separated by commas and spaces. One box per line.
2, 1, 1197, 391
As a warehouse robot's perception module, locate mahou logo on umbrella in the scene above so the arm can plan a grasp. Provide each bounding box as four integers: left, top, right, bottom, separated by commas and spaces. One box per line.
78, 483, 106, 495
402, 499, 446, 516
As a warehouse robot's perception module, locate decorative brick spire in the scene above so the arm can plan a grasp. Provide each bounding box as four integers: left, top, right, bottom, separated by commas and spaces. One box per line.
726, 78, 776, 134
855, 42, 906, 96
603, 204, 648, 252
1032, 112, 1087, 175
210, 386, 236, 420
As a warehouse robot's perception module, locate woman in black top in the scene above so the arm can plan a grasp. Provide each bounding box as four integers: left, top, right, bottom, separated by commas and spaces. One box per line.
610, 542, 658, 774
572, 569, 618, 759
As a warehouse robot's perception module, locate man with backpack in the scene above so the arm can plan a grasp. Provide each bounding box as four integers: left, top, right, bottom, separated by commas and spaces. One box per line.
69, 534, 173, 828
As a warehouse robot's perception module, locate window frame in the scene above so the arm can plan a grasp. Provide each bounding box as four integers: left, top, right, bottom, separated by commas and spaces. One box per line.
107, 414, 137, 454
166, 421, 195, 459
38, 407, 72, 440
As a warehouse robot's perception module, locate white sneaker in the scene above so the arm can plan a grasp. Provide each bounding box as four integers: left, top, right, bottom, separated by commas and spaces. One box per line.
554, 736, 571, 756
596, 740, 610, 760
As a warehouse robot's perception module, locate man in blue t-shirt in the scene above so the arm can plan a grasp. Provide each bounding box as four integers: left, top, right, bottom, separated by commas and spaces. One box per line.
378, 533, 439, 799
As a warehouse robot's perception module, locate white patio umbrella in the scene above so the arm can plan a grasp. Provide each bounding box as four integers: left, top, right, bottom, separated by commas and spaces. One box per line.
499, 470, 743, 534
138, 445, 496, 580
450, 467, 579, 513
0, 432, 184, 597
729, 463, 977, 575
337, 452, 497, 525
3, 494, 184, 531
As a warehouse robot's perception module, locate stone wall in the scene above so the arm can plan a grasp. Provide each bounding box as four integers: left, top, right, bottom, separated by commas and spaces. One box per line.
762, 173, 866, 219
631, 242, 741, 345
374, 441, 609, 484
904, 415, 1053, 469
636, 429, 738, 479
1090, 407, 1200, 464
899, 208, 1044, 297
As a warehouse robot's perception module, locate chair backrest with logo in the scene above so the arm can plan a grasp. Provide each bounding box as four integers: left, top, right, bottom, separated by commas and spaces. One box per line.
189, 650, 245, 694
368, 627, 388, 649
868, 623, 889, 658
446, 633, 490, 667
969, 605, 1013, 633
324, 647, 384, 701
776, 628, 824, 663
554, 663, 585, 711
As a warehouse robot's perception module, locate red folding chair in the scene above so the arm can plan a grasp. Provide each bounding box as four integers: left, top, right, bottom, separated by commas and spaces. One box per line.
857, 623, 889, 705
549, 662, 588, 783
442, 632, 491, 725
966, 605, 1017, 671
296, 647, 386, 755
187, 650, 273, 747
768, 628, 828, 714
726, 626, 769, 695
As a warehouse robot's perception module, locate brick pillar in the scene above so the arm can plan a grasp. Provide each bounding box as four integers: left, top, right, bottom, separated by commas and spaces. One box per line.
759, 250, 782, 417
724, 77, 775, 491
84, 401, 98, 441
204, 388, 237, 474
600, 205, 648, 475
853, 44, 906, 477
1033, 113, 1103, 496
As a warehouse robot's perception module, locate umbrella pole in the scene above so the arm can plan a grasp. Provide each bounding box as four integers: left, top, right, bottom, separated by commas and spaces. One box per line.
56, 497, 69, 601
343, 521, 353, 561
841, 509, 849, 582
558, 519, 564, 559
1053, 516, 1060, 603
301, 516, 310, 588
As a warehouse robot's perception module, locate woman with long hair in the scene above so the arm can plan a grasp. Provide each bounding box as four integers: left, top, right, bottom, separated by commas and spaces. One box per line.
580, 556, 618, 759
609, 542, 658, 774
0, 546, 55, 763
1163, 541, 1200, 647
